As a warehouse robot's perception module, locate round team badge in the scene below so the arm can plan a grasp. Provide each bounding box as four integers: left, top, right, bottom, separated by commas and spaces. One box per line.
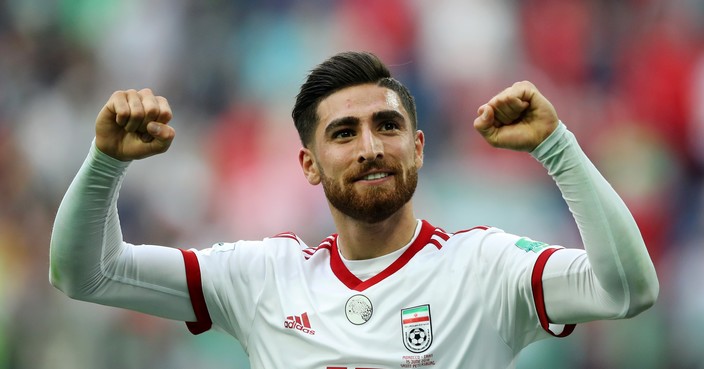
345, 294, 373, 325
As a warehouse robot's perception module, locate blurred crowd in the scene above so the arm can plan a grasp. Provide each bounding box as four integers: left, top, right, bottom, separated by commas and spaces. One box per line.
1, 0, 703, 368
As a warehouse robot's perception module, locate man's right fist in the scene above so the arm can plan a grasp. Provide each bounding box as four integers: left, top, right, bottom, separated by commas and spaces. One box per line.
95, 88, 175, 161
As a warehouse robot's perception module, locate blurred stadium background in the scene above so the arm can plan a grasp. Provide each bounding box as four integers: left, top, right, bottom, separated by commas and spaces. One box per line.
1, 0, 703, 368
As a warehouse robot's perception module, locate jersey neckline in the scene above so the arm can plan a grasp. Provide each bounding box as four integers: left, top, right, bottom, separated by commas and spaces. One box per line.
328, 219, 436, 291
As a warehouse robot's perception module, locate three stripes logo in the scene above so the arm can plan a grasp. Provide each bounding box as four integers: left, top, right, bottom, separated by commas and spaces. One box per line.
283, 312, 316, 335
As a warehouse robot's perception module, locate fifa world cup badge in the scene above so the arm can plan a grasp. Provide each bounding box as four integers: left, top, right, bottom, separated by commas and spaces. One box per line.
401, 304, 433, 353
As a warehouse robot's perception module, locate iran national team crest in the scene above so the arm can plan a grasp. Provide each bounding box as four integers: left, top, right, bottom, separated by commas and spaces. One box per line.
401, 304, 433, 353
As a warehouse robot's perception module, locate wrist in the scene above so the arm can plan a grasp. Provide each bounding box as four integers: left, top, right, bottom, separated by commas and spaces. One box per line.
90, 139, 132, 169
530, 121, 568, 161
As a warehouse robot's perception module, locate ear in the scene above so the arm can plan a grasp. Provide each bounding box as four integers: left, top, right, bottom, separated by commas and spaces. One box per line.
299, 147, 321, 185
414, 130, 425, 169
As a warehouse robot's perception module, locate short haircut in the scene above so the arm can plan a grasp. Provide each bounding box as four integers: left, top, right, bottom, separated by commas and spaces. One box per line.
292, 51, 417, 147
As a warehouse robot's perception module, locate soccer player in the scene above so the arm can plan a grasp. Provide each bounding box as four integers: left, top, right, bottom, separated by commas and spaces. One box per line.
50, 51, 659, 368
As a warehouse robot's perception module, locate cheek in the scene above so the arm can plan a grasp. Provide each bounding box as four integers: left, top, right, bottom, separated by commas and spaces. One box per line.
317, 151, 347, 177
321, 143, 354, 162
399, 142, 420, 165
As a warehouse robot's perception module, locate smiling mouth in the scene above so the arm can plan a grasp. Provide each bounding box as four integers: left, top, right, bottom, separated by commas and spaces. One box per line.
360, 172, 390, 181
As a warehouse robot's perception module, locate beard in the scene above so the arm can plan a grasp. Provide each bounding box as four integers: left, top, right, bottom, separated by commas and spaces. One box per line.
320, 160, 418, 224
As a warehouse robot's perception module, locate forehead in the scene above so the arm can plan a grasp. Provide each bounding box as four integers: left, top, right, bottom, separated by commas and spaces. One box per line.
316, 84, 407, 128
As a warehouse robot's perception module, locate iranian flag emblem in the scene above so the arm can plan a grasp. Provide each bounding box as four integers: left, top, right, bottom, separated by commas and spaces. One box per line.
401, 304, 433, 353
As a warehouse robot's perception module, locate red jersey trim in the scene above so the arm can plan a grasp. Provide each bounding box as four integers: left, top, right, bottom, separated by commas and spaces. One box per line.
272, 232, 301, 245
329, 220, 436, 291
179, 249, 213, 335
531, 247, 576, 337
453, 225, 489, 235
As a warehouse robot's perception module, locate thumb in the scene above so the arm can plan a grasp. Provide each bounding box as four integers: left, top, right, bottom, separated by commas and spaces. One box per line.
146, 121, 176, 151
473, 104, 495, 134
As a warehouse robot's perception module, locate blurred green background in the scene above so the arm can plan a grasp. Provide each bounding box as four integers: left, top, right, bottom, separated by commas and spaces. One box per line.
1, 0, 703, 368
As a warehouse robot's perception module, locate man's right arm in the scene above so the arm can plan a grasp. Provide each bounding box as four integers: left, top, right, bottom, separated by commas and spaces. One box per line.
50, 89, 196, 321
49, 141, 197, 321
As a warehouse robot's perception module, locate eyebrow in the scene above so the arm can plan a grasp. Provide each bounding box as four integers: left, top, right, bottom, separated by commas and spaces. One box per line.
323, 110, 406, 137
372, 110, 405, 124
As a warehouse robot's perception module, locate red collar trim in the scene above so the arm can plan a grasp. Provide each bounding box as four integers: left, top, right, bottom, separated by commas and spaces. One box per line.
329, 220, 436, 291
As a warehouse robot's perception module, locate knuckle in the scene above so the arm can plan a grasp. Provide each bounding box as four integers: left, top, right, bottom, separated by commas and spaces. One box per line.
115, 112, 128, 125
144, 105, 160, 119
515, 80, 535, 90
161, 110, 173, 121
156, 96, 170, 107
130, 109, 145, 121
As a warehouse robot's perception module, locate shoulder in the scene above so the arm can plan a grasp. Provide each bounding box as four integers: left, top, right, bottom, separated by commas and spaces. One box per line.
444, 224, 526, 248
434, 222, 554, 261
416, 220, 495, 257
434, 223, 499, 248
195, 231, 315, 260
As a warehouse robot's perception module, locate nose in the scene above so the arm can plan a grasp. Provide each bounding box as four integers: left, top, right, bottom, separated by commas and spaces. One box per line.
357, 128, 383, 163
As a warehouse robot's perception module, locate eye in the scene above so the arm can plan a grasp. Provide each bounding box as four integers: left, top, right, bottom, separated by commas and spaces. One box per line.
380, 121, 400, 131
333, 129, 355, 139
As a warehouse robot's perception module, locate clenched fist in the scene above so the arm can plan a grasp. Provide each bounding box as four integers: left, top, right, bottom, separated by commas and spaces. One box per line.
95, 88, 175, 161
473, 81, 559, 152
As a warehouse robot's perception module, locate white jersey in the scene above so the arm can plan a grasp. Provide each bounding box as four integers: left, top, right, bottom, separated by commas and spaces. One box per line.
182, 220, 574, 369
50, 123, 657, 369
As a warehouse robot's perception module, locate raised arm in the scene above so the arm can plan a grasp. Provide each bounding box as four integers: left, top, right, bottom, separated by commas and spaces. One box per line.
50, 89, 196, 321
473, 81, 659, 323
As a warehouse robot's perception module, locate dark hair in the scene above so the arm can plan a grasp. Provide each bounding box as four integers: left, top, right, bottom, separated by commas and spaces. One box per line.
292, 51, 417, 147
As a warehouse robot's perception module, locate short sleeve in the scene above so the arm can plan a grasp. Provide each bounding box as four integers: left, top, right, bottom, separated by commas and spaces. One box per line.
472, 229, 575, 350
180, 240, 270, 345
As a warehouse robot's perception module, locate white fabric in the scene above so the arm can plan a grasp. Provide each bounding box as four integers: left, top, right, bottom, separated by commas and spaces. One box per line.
532, 123, 659, 322
338, 221, 418, 279
192, 222, 561, 369
49, 142, 195, 321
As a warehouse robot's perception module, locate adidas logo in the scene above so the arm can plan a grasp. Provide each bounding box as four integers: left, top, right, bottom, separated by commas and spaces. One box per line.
283, 312, 316, 335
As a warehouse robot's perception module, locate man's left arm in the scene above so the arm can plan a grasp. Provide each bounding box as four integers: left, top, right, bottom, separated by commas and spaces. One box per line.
532, 122, 658, 322
474, 82, 659, 323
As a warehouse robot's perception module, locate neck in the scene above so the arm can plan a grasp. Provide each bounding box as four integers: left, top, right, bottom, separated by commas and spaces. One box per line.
330, 203, 418, 260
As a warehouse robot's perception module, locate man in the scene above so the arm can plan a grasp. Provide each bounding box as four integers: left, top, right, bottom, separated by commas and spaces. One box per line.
50, 51, 659, 368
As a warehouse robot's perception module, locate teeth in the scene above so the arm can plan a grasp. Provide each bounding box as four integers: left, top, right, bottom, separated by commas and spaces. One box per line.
363, 173, 389, 180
